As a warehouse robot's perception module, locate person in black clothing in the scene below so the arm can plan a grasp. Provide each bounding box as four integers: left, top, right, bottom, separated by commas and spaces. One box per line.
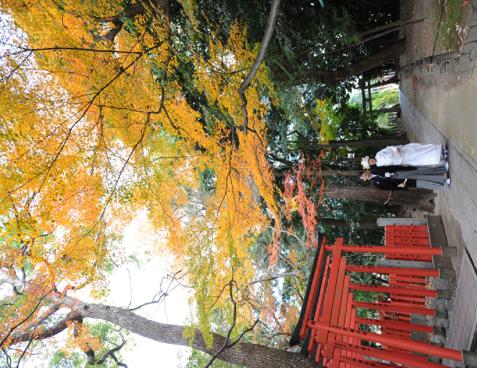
360, 164, 449, 190
360, 165, 417, 190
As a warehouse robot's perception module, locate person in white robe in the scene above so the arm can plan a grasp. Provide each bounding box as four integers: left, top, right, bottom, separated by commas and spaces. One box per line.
361, 143, 445, 168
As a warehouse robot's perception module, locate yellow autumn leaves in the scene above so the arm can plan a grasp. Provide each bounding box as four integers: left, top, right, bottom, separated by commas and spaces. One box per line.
1, 0, 283, 351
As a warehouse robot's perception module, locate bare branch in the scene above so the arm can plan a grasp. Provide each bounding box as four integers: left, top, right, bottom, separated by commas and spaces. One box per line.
14, 326, 36, 368
203, 269, 260, 368
111, 352, 129, 367
1, 348, 13, 368
203, 280, 237, 368
128, 270, 183, 312
0, 51, 32, 86
76, 114, 150, 244
0, 46, 142, 59
226, 319, 260, 349
93, 333, 127, 366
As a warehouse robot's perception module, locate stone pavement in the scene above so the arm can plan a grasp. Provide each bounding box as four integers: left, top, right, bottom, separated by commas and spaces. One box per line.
400, 0, 477, 165
401, 90, 477, 363
447, 255, 477, 351
399, 0, 477, 357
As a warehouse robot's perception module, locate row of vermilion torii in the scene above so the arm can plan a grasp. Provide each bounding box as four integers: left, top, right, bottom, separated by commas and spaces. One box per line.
360, 143, 450, 190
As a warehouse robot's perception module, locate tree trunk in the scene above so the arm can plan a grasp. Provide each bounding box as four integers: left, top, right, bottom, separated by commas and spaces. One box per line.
321, 169, 361, 177
322, 157, 362, 165
275, 168, 363, 179
293, 39, 406, 85
324, 186, 435, 212
299, 135, 408, 152
320, 218, 378, 230
360, 18, 423, 38
74, 301, 315, 368
327, 135, 407, 147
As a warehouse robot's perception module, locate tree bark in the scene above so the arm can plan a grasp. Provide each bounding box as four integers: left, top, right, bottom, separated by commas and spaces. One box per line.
238, 0, 281, 131
299, 135, 408, 152
325, 186, 435, 212
320, 169, 361, 177
70, 301, 315, 368
275, 168, 363, 179
320, 218, 378, 230
327, 135, 407, 148
292, 39, 406, 85
9, 294, 314, 367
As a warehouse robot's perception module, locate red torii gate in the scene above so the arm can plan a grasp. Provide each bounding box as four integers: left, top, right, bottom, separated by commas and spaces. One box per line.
290, 221, 477, 367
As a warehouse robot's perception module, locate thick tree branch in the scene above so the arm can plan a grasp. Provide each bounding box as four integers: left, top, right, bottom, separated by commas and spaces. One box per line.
10, 304, 61, 342
60, 297, 314, 368
238, 0, 281, 131
204, 280, 239, 368
9, 312, 82, 345
93, 3, 146, 42
4, 290, 315, 368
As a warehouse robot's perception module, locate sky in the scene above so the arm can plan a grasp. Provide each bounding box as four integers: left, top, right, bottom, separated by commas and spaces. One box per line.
103, 213, 193, 367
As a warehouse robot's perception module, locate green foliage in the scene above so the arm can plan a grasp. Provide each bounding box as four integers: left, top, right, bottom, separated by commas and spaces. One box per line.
372, 88, 399, 129
314, 99, 340, 142
372, 89, 399, 109
49, 323, 127, 368
334, 104, 381, 141
183, 324, 197, 346
50, 351, 86, 368
199, 168, 217, 193
194, 0, 398, 90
